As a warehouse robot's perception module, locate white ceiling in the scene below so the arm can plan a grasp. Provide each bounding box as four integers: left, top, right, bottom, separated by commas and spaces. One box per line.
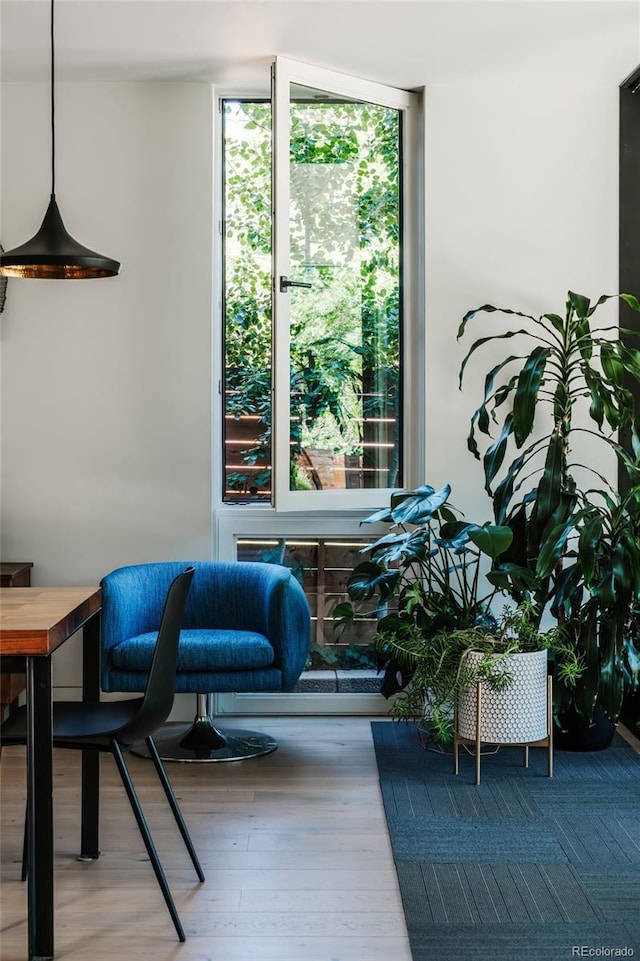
1, 1, 638, 91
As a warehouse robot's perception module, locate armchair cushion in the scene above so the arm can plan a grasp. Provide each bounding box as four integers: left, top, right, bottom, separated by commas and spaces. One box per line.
111, 629, 275, 673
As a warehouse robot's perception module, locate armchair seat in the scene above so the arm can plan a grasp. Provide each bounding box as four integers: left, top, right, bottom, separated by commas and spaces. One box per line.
111, 629, 275, 674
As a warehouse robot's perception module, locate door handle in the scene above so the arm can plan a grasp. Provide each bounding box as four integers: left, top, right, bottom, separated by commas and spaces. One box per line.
279, 275, 312, 292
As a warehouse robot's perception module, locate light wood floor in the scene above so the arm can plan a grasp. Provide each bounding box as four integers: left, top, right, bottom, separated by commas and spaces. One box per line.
0, 717, 412, 961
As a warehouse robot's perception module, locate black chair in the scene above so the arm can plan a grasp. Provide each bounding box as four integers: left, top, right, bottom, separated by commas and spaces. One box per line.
1, 566, 202, 943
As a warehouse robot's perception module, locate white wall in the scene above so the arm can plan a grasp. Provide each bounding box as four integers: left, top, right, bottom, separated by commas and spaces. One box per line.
424, 81, 623, 523
0, 81, 213, 690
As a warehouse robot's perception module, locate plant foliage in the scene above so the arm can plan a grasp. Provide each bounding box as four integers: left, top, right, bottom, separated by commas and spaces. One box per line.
333, 483, 522, 699
459, 290, 640, 726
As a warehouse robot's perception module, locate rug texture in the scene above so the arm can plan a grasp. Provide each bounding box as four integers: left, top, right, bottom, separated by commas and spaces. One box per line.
371, 721, 640, 961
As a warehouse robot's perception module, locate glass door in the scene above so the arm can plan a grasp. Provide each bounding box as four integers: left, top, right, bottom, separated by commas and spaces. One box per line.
272, 57, 418, 511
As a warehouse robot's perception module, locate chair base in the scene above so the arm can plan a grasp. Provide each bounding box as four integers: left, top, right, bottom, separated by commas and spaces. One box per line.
132, 717, 278, 763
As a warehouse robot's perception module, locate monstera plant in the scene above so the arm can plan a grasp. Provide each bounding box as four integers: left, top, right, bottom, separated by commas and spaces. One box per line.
458, 290, 640, 742
334, 484, 519, 706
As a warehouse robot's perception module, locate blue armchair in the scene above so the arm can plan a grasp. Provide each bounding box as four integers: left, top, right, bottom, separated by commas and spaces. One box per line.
101, 561, 311, 761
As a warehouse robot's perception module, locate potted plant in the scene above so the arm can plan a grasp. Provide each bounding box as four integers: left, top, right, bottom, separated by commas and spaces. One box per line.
458, 290, 640, 747
382, 602, 582, 749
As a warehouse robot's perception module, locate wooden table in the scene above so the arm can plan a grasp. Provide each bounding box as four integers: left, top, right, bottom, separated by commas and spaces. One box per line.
0, 586, 102, 961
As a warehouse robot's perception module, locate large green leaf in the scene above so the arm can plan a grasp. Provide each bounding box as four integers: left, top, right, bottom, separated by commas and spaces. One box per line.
360, 505, 395, 526
486, 563, 539, 594
598, 617, 626, 720
367, 529, 430, 566
551, 560, 584, 617
595, 570, 616, 609
535, 519, 573, 580
491, 442, 545, 524
535, 431, 565, 527
390, 483, 451, 525
467, 357, 521, 457
600, 341, 625, 388
483, 414, 514, 493
467, 524, 513, 559
512, 346, 550, 448
611, 533, 639, 600
458, 304, 537, 340
542, 313, 566, 336
535, 492, 578, 579
568, 290, 591, 320
616, 341, 640, 380
582, 364, 605, 430
577, 514, 603, 587
619, 292, 640, 313
458, 329, 536, 387
347, 562, 398, 602
438, 521, 475, 551
390, 484, 436, 510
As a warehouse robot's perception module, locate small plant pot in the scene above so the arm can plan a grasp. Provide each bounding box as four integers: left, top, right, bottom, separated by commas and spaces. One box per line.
456, 649, 549, 744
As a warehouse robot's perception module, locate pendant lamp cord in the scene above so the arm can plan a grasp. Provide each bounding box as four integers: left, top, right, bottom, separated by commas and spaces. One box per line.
50, 0, 55, 197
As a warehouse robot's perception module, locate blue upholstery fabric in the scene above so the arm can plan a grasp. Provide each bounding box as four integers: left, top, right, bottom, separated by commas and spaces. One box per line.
100, 561, 311, 696
111, 629, 275, 672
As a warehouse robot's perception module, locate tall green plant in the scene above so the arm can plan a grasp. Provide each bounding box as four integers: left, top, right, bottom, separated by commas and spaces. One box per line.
458, 290, 640, 725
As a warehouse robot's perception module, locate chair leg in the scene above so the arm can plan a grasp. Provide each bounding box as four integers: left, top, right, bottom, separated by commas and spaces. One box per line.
145, 736, 205, 882
110, 740, 186, 943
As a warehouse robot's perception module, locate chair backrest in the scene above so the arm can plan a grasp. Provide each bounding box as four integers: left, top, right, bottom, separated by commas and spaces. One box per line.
117, 566, 194, 747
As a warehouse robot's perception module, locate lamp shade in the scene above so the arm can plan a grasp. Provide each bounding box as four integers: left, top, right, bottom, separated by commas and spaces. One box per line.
0, 196, 120, 279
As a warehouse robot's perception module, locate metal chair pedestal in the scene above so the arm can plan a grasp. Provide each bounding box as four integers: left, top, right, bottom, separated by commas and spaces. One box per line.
134, 693, 277, 762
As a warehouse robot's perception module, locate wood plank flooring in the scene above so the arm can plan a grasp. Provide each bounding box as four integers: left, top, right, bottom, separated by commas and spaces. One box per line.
0, 717, 412, 961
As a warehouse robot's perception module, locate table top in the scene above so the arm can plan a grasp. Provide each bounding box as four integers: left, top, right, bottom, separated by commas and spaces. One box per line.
0, 586, 101, 656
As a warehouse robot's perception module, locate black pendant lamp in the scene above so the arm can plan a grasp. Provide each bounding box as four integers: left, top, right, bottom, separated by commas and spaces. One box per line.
0, 0, 120, 279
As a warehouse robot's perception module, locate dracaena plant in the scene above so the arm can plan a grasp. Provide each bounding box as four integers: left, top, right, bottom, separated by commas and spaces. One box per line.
458, 290, 640, 728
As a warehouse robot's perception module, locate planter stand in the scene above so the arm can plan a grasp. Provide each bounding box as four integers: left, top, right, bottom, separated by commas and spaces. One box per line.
453, 675, 553, 785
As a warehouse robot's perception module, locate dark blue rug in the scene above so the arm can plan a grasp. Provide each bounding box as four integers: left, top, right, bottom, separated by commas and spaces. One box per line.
371, 721, 640, 961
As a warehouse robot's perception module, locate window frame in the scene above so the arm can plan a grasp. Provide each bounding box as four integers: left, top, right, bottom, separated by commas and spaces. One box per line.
215, 61, 425, 515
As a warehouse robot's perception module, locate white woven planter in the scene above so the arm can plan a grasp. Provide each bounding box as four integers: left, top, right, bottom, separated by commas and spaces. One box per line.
456, 649, 549, 744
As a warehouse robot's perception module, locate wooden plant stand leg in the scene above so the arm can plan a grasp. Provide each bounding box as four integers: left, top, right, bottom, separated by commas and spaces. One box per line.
453, 708, 459, 775
547, 674, 553, 778
475, 681, 482, 785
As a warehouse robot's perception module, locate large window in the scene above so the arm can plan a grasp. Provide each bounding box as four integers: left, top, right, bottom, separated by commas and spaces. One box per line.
222, 60, 419, 509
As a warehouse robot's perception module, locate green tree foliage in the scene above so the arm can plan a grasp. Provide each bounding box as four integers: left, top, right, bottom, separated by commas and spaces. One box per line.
223, 99, 402, 497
